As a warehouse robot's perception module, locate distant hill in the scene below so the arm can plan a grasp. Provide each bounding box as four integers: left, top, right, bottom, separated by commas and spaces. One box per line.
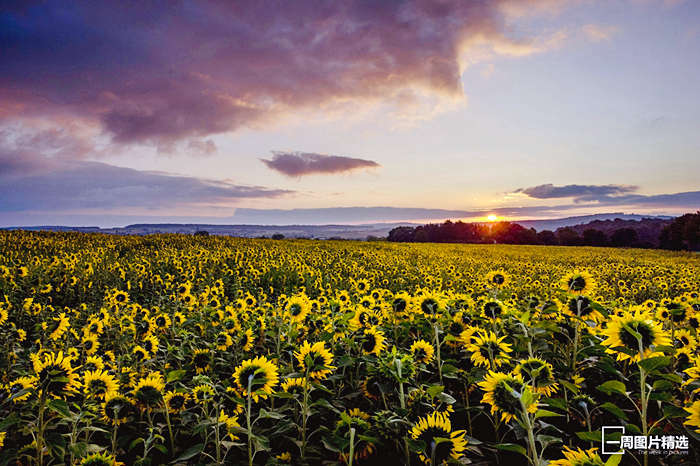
1, 222, 416, 240
1, 213, 675, 240
517, 213, 673, 232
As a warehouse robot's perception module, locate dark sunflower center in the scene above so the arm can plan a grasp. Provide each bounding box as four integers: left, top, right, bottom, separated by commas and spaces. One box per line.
194, 353, 209, 367
417, 427, 453, 463
169, 395, 185, 410
363, 335, 377, 352
289, 304, 302, 316
421, 298, 438, 314
492, 274, 505, 285
493, 380, 523, 414
392, 298, 407, 312
87, 382, 106, 398
619, 321, 655, 349
484, 302, 502, 318
568, 276, 587, 291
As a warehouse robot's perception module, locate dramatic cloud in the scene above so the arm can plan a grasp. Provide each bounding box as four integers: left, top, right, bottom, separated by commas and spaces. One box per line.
1, 1, 575, 148
514, 183, 700, 210
261, 151, 380, 177
515, 184, 638, 202
0, 142, 291, 213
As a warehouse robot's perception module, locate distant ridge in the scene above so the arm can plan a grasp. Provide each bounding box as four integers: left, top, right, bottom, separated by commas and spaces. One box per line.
515, 213, 673, 232
1, 213, 675, 239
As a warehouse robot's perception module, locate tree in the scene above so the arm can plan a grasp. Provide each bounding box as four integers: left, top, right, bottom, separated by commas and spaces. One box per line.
610, 228, 638, 248
582, 228, 607, 246
271, 233, 285, 240
660, 212, 700, 251
536, 230, 558, 245
556, 227, 581, 246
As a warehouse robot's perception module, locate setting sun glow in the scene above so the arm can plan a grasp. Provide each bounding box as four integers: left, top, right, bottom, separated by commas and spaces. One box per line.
487, 215, 498, 222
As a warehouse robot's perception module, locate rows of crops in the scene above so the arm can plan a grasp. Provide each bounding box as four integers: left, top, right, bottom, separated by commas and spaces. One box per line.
1, 230, 699, 465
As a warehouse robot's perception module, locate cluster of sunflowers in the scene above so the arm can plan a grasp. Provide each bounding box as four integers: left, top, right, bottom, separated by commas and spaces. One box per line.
0, 230, 699, 465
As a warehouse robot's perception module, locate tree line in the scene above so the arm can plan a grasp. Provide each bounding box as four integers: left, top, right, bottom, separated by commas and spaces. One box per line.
387, 212, 700, 250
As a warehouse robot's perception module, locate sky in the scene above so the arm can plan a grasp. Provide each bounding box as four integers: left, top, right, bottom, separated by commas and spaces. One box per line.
1, 0, 699, 227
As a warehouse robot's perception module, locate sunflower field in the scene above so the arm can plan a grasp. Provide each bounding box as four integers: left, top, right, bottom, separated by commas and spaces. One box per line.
1, 230, 700, 466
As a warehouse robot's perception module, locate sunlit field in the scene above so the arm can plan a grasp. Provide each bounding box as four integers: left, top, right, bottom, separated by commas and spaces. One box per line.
1, 230, 699, 465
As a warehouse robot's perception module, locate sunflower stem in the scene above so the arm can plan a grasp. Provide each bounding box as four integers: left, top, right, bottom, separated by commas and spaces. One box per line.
348, 426, 356, 466
301, 365, 310, 461
247, 376, 254, 466
433, 324, 443, 385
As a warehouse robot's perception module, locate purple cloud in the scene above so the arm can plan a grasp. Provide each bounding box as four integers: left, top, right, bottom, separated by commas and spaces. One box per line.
0, 1, 565, 148
515, 184, 638, 202
261, 151, 380, 177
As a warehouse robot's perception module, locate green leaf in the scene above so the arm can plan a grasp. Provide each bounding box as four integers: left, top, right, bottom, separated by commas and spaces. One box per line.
605, 454, 623, 466
0, 413, 19, 430
600, 402, 628, 421
427, 385, 444, 398
47, 399, 71, 417
166, 369, 187, 383
535, 409, 563, 419
597, 380, 627, 396
576, 431, 602, 442
637, 356, 671, 373
258, 409, 285, 420
172, 443, 204, 462
494, 443, 527, 456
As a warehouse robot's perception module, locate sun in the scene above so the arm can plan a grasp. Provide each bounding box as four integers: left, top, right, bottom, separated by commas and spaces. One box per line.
487, 215, 498, 222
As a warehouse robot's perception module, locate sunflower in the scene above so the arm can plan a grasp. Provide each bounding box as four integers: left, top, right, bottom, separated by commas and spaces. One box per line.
478, 371, 536, 423
192, 349, 212, 374
675, 329, 697, 349
192, 384, 216, 404
83, 355, 105, 372
132, 345, 149, 362
355, 278, 370, 294
563, 296, 606, 323
410, 340, 435, 364
414, 292, 445, 321
218, 410, 241, 441
479, 299, 507, 322
164, 391, 189, 414
83, 370, 119, 400
485, 270, 510, 288
465, 331, 512, 369
549, 447, 604, 466
361, 327, 386, 356
42, 312, 70, 341
32, 351, 80, 398
233, 356, 279, 402
335, 408, 376, 463
102, 394, 134, 425
78, 452, 119, 466
513, 358, 558, 396
410, 411, 467, 465
561, 271, 596, 296
6, 376, 37, 403
141, 333, 159, 355
295, 340, 335, 380
281, 377, 308, 395
82, 333, 100, 355
684, 400, 700, 433
601, 308, 671, 361
152, 313, 171, 331
215, 331, 233, 351
236, 328, 254, 352
285, 295, 311, 324
132, 373, 165, 408
111, 290, 129, 306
